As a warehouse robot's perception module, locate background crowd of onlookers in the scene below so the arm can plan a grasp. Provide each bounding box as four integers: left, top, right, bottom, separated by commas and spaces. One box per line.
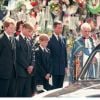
0, 0, 100, 97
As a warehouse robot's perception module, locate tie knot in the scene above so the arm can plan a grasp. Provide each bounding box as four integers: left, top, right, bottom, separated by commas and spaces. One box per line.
24, 37, 27, 41
58, 35, 61, 41
9, 36, 12, 40
9, 37, 13, 42
43, 48, 47, 52
58, 35, 60, 38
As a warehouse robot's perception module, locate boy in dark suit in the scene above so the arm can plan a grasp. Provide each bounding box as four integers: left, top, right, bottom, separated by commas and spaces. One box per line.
35, 34, 53, 91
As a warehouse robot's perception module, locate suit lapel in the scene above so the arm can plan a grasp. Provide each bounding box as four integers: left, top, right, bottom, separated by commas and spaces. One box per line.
39, 46, 47, 62
19, 35, 27, 50
52, 34, 60, 45
3, 33, 12, 49
39, 46, 44, 55
52, 34, 65, 47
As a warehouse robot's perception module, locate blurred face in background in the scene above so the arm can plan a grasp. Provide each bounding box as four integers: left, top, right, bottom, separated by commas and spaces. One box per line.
20, 4, 26, 12
87, 18, 96, 31
89, 21, 96, 31
19, 24, 23, 32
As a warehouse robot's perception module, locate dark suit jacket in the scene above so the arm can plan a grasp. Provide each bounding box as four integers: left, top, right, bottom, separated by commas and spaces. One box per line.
48, 34, 67, 75
16, 35, 33, 77
0, 33, 16, 79
35, 46, 52, 84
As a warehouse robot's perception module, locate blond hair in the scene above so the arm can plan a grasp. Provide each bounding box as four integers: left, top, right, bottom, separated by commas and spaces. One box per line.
3, 18, 16, 29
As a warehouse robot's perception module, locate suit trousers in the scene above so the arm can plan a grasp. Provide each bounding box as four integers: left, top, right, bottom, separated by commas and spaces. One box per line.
16, 77, 32, 97
31, 76, 36, 93
52, 75, 64, 89
0, 77, 17, 97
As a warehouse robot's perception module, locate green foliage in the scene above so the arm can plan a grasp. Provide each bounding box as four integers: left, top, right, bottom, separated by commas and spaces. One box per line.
0, 0, 4, 6
16, 1, 23, 10
87, 0, 100, 14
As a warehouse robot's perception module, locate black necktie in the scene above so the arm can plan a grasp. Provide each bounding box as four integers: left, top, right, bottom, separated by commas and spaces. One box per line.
26, 38, 31, 57
10, 37, 16, 51
9, 37, 15, 49
58, 36, 62, 45
26, 38, 30, 48
24, 38, 29, 48
43, 48, 47, 53
9, 37, 16, 65
9, 37, 12, 43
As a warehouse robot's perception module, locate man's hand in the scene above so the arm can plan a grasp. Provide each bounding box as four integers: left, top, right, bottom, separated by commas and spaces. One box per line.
92, 57, 97, 64
27, 66, 33, 74
77, 51, 83, 57
65, 67, 68, 74
45, 73, 50, 80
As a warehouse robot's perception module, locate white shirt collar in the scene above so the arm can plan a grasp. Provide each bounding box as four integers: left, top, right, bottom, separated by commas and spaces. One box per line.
4, 31, 10, 39
20, 32, 25, 39
53, 33, 62, 40
40, 45, 45, 51
40, 45, 48, 52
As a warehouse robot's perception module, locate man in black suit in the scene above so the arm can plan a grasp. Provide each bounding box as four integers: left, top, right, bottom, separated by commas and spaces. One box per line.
48, 21, 68, 89
0, 19, 17, 97
16, 23, 34, 97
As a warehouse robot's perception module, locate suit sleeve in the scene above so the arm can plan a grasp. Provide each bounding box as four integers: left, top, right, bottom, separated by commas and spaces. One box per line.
49, 51, 53, 74
47, 39, 53, 74
65, 48, 67, 68
0, 40, 2, 55
64, 38, 68, 68
16, 40, 29, 69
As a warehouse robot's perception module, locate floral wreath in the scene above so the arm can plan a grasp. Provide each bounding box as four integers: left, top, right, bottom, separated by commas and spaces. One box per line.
49, 1, 61, 15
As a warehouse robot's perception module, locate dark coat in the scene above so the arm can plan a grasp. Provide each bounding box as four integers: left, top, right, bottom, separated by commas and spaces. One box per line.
0, 33, 16, 79
48, 34, 67, 75
35, 46, 52, 84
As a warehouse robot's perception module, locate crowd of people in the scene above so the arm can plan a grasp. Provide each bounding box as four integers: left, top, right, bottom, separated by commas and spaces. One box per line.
0, 0, 100, 97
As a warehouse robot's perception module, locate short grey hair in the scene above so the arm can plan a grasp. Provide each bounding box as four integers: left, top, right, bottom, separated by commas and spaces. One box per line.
81, 23, 91, 31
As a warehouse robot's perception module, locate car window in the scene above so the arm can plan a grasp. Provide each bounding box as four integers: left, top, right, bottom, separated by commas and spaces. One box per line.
84, 51, 100, 80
